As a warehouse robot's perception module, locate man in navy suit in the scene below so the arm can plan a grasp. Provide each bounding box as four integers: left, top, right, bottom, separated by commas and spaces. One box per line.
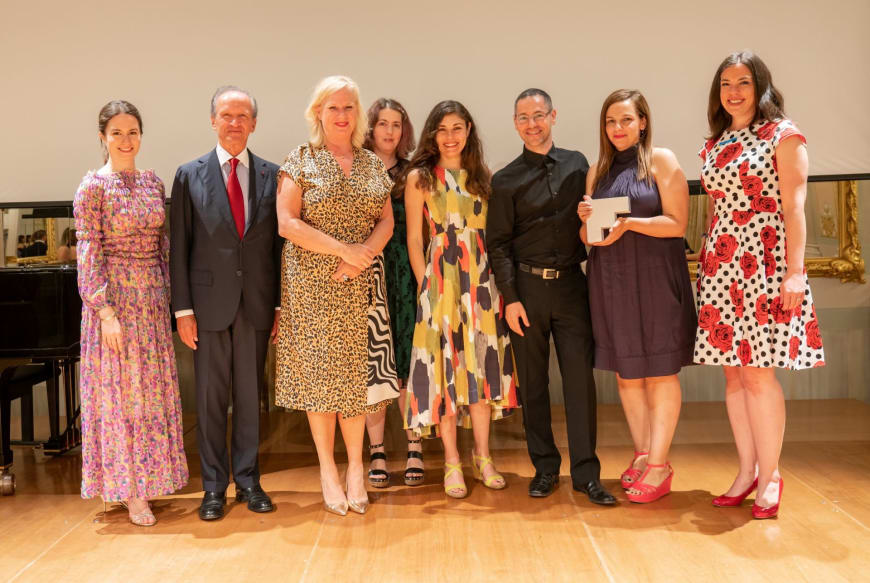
170, 86, 281, 520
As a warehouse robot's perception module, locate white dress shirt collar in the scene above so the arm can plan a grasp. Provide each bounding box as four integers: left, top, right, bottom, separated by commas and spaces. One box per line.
215, 144, 250, 169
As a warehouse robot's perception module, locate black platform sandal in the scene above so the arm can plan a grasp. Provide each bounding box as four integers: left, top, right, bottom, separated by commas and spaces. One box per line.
404, 438, 425, 486
368, 443, 389, 488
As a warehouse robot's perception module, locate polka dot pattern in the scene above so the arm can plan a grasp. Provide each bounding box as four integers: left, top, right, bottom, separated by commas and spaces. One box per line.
693, 119, 825, 369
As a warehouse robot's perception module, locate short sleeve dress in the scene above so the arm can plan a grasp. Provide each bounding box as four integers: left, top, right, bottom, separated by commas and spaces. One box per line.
694, 120, 825, 369
275, 145, 399, 416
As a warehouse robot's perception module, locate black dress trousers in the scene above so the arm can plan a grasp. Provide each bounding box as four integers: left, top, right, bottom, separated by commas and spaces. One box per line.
193, 297, 269, 492
510, 270, 600, 485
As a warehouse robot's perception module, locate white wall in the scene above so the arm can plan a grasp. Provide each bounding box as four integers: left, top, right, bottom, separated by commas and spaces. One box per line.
1, 0, 869, 202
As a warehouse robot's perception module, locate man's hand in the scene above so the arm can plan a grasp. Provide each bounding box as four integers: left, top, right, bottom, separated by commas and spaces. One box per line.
505, 301, 530, 337
270, 310, 281, 344
177, 314, 198, 350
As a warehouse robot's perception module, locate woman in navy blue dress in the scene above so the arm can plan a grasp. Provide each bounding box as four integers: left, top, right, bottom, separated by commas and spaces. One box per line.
578, 89, 696, 503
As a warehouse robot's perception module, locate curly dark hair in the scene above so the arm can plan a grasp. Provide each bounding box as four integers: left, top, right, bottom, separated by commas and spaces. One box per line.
406, 100, 491, 199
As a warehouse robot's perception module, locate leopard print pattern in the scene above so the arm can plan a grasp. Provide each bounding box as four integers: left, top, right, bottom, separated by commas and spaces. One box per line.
275, 144, 395, 416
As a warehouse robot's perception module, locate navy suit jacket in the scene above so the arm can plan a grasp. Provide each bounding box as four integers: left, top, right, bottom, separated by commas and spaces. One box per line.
169, 148, 281, 331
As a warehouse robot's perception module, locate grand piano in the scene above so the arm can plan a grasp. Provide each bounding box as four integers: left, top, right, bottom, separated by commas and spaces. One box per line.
1, 208, 83, 495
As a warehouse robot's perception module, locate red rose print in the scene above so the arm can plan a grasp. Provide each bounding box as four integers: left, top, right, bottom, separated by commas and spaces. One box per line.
739, 161, 764, 197
715, 142, 743, 168
714, 234, 738, 264
806, 319, 823, 349
763, 250, 775, 278
729, 281, 744, 319
698, 304, 721, 331
789, 336, 800, 360
813, 360, 825, 368
737, 339, 752, 366
708, 323, 734, 353
732, 210, 755, 225
754, 294, 769, 326
751, 196, 778, 213
702, 138, 716, 159
703, 254, 720, 277
703, 181, 726, 200
756, 122, 777, 141
739, 252, 758, 278
769, 296, 794, 324
760, 226, 778, 249
772, 155, 778, 172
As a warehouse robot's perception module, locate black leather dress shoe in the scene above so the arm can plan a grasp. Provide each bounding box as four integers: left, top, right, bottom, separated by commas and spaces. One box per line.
529, 473, 560, 498
199, 491, 226, 520
235, 484, 273, 513
573, 479, 617, 505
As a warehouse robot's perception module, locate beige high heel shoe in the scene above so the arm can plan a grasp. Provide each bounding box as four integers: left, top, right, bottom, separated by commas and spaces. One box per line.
120, 499, 156, 527
321, 478, 348, 516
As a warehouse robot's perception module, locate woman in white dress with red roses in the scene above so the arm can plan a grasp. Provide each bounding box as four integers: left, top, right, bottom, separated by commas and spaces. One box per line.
694, 51, 824, 520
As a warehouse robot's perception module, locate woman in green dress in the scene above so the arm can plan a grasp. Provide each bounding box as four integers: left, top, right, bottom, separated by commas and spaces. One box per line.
362, 98, 425, 488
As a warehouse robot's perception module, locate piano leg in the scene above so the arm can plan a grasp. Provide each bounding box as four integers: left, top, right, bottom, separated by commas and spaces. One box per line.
46, 363, 60, 442
0, 375, 14, 495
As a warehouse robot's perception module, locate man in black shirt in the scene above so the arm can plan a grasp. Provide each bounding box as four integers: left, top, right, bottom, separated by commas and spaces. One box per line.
486, 89, 615, 505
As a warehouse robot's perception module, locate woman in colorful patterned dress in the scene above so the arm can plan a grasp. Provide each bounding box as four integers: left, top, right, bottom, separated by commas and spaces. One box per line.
695, 52, 824, 519
362, 98, 426, 488
275, 77, 398, 516
404, 100, 518, 498
74, 100, 188, 526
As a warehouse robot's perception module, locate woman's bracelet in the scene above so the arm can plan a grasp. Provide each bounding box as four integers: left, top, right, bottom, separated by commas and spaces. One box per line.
99, 310, 116, 321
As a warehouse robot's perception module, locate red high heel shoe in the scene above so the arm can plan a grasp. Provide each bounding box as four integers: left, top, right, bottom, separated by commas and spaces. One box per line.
626, 462, 673, 503
752, 478, 783, 519
712, 478, 758, 507
620, 451, 648, 489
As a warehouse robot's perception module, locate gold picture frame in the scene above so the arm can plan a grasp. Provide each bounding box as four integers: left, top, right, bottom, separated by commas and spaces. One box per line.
689, 180, 865, 283
14, 217, 58, 265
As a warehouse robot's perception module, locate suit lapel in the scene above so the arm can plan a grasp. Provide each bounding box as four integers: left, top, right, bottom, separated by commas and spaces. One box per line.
245, 149, 262, 236
202, 149, 237, 234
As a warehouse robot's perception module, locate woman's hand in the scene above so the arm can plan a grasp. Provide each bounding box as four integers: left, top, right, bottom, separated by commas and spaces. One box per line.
780, 272, 806, 311
592, 217, 632, 246
332, 260, 363, 282
100, 312, 122, 352
340, 243, 376, 270
577, 195, 593, 222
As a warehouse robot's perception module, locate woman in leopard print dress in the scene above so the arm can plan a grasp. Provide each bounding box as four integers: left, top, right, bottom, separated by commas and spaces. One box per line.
276, 76, 399, 516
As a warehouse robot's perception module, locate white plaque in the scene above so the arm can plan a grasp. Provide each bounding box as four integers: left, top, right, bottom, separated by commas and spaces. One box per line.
586, 196, 631, 243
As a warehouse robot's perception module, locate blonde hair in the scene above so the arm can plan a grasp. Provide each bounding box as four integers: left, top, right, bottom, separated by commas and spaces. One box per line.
305, 75, 367, 149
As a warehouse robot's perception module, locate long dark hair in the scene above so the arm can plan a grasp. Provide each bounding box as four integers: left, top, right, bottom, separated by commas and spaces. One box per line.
707, 51, 785, 141
591, 89, 654, 194
406, 100, 491, 199
98, 100, 143, 163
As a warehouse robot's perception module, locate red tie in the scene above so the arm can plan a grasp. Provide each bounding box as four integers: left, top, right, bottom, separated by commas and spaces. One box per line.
227, 157, 245, 238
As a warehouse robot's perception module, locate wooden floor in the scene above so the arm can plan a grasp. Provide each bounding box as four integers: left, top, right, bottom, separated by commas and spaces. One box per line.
2, 399, 869, 583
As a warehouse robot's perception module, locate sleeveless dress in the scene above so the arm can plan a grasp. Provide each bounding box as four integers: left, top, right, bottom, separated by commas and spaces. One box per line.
275, 145, 399, 417
586, 146, 697, 379
382, 159, 416, 380
694, 120, 824, 368
405, 167, 518, 436
74, 169, 188, 501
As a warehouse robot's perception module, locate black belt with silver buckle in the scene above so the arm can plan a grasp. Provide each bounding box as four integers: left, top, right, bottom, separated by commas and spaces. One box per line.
517, 262, 579, 280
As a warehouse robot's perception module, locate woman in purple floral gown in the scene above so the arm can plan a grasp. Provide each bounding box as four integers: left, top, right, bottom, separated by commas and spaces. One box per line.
74, 101, 188, 526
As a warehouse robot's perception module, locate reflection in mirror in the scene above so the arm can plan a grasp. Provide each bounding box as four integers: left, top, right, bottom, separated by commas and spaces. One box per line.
2, 206, 75, 266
